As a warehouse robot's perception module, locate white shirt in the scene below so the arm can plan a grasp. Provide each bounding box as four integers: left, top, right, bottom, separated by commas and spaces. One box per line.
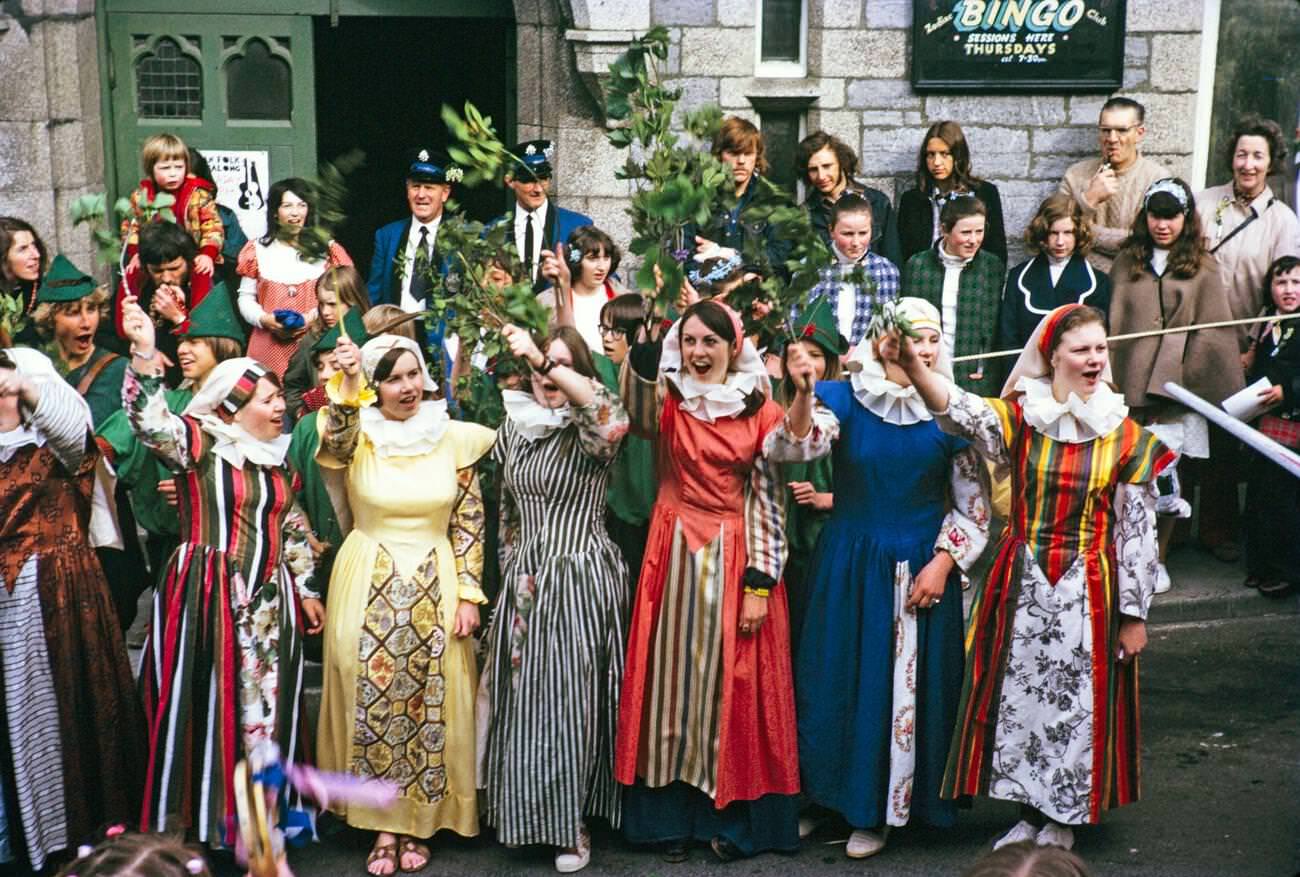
937, 244, 971, 360
1150, 246, 1169, 277
400, 216, 442, 312
570, 288, 607, 352
513, 200, 550, 282
1047, 254, 1069, 287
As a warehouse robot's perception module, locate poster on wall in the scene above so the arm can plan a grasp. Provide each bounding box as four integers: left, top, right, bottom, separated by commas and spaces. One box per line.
911, 0, 1127, 92
199, 149, 270, 241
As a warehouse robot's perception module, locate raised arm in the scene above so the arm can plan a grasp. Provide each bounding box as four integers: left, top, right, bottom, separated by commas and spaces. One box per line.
3, 368, 90, 472
120, 293, 196, 471
766, 341, 838, 462
569, 382, 631, 464
317, 334, 368, 467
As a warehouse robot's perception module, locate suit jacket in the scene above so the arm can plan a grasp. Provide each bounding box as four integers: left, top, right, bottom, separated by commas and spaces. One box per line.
904, 246, 1007, 396
897, 179, 1008, 268
364, 215, 455, 383
997, 253, 1112, 352
491, 201, 594, 291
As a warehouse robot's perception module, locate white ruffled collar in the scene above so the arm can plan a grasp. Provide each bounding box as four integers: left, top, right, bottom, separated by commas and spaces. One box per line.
360, 400, 449, 457
1017, 376, 1128, 443
502, 390, 572, 440
668, 370, 762, 423
849, 356, 933, 425
196, 416, 291, 468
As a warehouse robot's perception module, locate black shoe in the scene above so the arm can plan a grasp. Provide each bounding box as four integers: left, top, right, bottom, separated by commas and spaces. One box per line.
1243, 574, 1262, 589
1258, 579, 1295, 598
660, 841, 689, 863
710, 836, 744, 862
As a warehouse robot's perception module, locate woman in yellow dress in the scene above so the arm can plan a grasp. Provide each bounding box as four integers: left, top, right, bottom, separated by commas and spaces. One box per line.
315, 331, 494, 876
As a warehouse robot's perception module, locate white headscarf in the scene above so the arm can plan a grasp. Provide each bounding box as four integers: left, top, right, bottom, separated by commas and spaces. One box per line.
183, 357, 291, 467
357, 334, 449, 457
661, 302, 769, 423
1000, 304, 1126, 443
845, 297, 952, 425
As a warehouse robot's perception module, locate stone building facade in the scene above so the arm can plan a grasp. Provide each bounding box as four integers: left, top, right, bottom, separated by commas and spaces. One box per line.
0, 0, 1216, 273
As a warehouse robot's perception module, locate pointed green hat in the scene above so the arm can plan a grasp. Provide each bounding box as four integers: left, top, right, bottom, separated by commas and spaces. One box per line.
312, 308, 369, 353
180, 289, 246, 344
792, 295, 849, 355
36, 254, 96, 303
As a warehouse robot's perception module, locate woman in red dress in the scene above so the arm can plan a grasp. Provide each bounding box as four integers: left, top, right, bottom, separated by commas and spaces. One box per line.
615, 299, 808, 862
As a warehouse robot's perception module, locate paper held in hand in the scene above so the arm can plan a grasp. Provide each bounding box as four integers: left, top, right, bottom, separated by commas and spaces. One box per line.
1221, 377, 1274, 422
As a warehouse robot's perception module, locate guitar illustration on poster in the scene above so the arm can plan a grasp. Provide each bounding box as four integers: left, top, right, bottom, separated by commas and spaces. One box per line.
200, 149, 271, 241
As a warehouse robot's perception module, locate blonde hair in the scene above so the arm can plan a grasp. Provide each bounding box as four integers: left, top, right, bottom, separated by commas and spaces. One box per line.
30, 285, 110, 337
363, 304, 419, 341
56, 832, 213, 877
141, 133, 190, 177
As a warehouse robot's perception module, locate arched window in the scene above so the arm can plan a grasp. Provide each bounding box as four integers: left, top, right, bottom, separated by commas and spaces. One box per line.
134, 35, 203, 119
224, 36, 293, 121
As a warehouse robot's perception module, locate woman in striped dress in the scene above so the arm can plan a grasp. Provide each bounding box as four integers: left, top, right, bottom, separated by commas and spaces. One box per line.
478, 324, 629, 873
614, 299, 804, 862
120, 294, 323, 849
884, 304, 1174, 851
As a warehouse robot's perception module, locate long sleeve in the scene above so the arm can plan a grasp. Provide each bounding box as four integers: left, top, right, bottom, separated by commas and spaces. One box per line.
620, 350, 664, 438
935, 446, 991, 573
29, 378, 91, 472
315, 372, 369, 468
570, 381, 630, 464
1114, 481, 1159, 620
282, 500, 320, 601
743, 448, 789, 587
237, 276, 265, 326
122, 365, 196, 472
450, 467, 488, 604
763, 403, 838, 463
935, 385, 1011, 467
491, 428, 520, 576
188, 187, 225, 262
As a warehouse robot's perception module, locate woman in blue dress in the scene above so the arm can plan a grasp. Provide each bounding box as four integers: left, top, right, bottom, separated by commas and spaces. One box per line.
774, 297, 989, 859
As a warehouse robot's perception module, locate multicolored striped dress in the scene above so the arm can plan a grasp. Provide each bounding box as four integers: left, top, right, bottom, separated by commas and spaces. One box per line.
124, 368, 318, 847
479, 384, 630, 848
614, 372, 800, 855
938, 384, 1174, 825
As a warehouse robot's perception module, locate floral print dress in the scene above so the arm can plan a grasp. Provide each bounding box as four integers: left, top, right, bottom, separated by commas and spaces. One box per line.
124, 367, 318, 846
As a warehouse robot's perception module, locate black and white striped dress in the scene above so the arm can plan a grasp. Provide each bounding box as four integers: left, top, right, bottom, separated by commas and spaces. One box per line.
479, 384, 630, 848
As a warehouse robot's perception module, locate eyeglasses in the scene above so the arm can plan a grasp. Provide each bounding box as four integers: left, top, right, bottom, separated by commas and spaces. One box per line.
1098, 125, 1139, 137
598, 325, 628, 339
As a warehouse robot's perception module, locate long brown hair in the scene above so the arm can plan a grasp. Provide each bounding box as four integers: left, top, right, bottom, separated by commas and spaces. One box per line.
543, 325, 598, 379
915, 121, 983, 192
1119, 178, 1208, 280
0, 216, 48, 288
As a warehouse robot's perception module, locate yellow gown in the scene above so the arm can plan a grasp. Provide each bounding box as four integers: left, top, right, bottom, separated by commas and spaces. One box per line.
315, 388, 494, 838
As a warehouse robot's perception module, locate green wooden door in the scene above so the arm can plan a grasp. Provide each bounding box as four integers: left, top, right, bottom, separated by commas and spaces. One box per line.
105, 13, 316, 236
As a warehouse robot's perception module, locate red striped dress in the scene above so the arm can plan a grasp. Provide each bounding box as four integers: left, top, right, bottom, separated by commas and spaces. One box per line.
940, 388, 1174, 825
125, 368, 319, 846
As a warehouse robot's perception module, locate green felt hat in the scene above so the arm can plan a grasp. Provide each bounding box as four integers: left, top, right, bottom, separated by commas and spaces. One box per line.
180, 289, 246, 344
312, 308, 369, 353
792, 296, 849, 355
35, 254, 96, 303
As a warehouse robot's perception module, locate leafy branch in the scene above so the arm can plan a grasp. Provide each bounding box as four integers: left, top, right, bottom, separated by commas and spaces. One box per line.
70, 189, 175, 271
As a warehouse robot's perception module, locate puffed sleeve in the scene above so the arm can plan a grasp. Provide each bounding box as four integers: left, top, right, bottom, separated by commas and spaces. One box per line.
123, 365, 202, 472
763, 402, 838, 463
934, 384, 1013, 468
744, 409, 790, 590
30, 376, 92, 472
281, 499, 320, 601
450, 467, 488, 605
1114, 481, 1159, 620
315, 370, 375, 469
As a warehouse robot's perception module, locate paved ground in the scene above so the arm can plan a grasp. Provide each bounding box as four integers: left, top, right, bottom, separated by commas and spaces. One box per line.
185, 554, 1297, 877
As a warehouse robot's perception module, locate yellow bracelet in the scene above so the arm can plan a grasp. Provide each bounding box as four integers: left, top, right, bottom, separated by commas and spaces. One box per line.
743, 586, 771, 598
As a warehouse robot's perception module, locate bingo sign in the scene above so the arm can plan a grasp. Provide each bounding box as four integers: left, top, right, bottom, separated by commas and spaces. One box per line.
912, 0, 1126, 92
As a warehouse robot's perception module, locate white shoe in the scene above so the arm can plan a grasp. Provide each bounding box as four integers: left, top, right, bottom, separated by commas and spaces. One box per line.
555, 825, 590, 873
1154, 563, 1172, 595
1036, 822, 1075, 850
797, 815, 822, 839
845, 828, 888, 859
993, 819, 1039, 850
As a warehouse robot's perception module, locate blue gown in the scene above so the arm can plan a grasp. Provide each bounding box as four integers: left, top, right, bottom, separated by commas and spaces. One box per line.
796, 381, 967, 830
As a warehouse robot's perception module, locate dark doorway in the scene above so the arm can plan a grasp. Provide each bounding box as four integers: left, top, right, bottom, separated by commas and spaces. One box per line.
313, 15, 515, 275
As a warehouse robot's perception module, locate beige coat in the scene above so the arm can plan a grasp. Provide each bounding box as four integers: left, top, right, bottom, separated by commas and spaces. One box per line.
1195, 183, 1300, 349
1059, 155, 1168, 272
1108, 251, 1244, 407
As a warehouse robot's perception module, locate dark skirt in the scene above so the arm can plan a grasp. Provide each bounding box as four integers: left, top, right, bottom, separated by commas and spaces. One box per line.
621, 780, 799, 858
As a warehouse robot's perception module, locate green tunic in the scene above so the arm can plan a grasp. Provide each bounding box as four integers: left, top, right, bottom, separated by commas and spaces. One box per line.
66, 347, 129, 428
594, 354, 656, 526
96, 386, 194, 537
286, 410, 343, 553
783, 455, 834, 557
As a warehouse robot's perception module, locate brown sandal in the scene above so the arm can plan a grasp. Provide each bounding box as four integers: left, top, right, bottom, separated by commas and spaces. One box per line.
366, 840, 399, 876
399, 838, 431, 873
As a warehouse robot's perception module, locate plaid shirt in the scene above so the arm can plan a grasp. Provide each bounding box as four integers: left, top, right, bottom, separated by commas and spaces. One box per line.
797, 251, 900, 345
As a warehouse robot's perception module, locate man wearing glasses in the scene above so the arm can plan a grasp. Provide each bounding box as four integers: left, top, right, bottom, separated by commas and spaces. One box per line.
1059, 97, 1168, 270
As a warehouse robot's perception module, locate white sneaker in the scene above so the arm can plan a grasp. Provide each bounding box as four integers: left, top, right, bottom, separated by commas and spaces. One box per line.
555, 825, 590, 873
993, 819, 1039, 850
1154, 563, 1172, 595
845, 828, 888, 859
797, 815, 822, 839
1036, 822, 1075, 850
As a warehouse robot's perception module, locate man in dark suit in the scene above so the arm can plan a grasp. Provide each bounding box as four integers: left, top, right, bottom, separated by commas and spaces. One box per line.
366, 148, 460, 308
494, 139, 592, 290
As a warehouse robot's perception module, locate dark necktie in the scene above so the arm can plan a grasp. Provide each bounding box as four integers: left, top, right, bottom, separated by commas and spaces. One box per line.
524, 213, 536, 281
410, 225, 431, 305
